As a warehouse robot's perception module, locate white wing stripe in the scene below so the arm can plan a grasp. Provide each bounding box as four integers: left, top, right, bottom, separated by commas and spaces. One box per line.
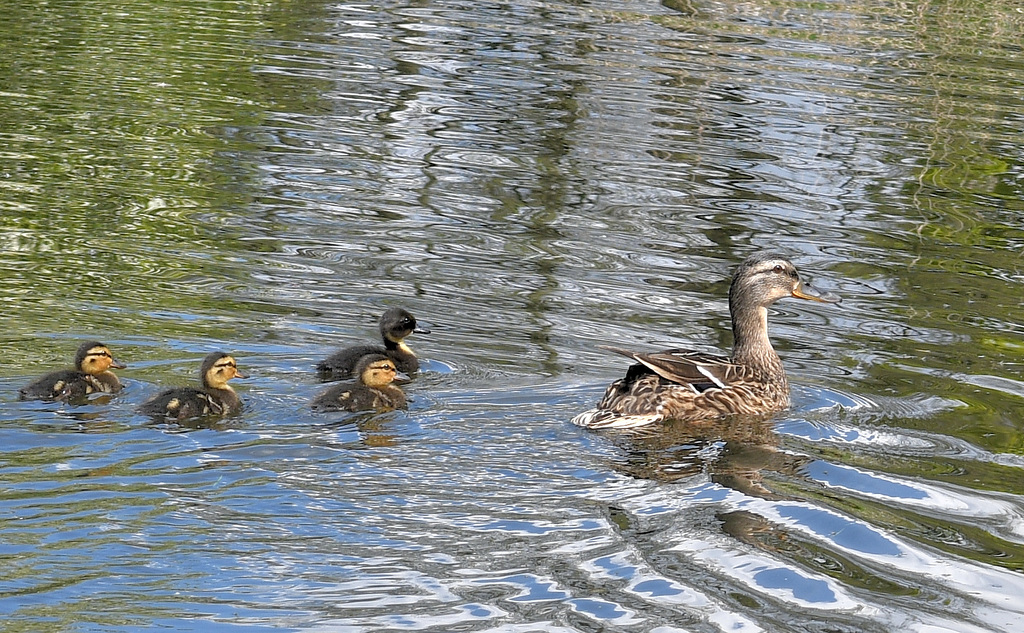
696, 363, 727, 389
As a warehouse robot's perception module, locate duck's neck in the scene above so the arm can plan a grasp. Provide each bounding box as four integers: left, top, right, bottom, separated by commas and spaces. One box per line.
206, 384, 238, 404
92, 371, 122, 391
208, 383, 234, 393
385, 338, 414, 358
730, 304, 783, 376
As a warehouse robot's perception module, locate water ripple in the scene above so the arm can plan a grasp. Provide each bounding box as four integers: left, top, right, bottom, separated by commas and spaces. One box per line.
3, 0, 1024, 631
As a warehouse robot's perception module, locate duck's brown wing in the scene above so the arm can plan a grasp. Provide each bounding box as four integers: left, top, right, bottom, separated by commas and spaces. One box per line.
599, 345, 740, 391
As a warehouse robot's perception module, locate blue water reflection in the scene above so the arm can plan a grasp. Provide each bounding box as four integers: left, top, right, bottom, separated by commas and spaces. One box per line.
776, 505, 902, 556
753, 568, 836, 604
804, 460, 927, 500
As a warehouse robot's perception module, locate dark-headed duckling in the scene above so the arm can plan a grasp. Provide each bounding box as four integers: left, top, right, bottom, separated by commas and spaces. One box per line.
138, 352, 247, 421
20, 341, 127, 401
316, 307, 429, 379
572, 253, 840, 430
312, 354, 407, 412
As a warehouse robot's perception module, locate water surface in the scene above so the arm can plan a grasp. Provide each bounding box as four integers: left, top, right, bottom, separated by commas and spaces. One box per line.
1, 0, 1023, 631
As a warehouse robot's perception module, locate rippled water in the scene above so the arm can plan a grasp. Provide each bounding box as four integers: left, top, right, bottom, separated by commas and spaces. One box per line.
2, 0, 1023, 631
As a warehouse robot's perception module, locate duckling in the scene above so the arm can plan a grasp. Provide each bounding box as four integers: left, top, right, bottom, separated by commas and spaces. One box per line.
316, 307, 429, 379
312, 354, 407, 412
138, 352, 247, 421
19, 341, 127, 401
572, 253, 840, 429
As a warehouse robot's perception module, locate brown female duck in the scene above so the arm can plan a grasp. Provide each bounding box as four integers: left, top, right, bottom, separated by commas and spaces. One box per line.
316, 307, 429, 379
312, 354, 407, 412
138, 352, 247, 421
572, 253, 839, 429
19, 341, 127, 401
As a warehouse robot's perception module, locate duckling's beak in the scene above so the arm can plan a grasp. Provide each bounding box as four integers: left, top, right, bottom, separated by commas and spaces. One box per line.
792, 281, 841, 304
110, 358, 128, 370
393, 371, 411, 383
233, 368, 249, 379
413, 323, 431, 335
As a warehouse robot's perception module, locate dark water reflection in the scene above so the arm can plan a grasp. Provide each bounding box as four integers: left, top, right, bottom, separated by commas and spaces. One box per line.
2, 0, 1024, 631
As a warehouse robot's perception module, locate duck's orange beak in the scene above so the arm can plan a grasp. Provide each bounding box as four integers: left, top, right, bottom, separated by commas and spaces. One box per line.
792, 281, 841, 304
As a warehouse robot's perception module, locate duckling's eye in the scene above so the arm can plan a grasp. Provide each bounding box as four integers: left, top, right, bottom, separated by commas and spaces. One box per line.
772, 265, 784, 274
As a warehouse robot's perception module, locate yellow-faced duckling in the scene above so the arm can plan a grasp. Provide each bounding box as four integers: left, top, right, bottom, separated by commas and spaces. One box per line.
572, 253, 840, 430
19, 341, 127, 402
312, 354, 407, 412
138, 352, 247, 421
316, 307, 429, 379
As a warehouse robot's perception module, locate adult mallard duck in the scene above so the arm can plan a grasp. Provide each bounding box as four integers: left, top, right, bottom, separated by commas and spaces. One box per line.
312, 354, 407, 412
572, 253, 839, 430
316, 307, 429, 379
19, 341, 127, 401
138, 352, 247, 421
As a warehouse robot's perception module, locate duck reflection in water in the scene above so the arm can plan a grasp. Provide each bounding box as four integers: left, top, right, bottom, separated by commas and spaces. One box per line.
604, 414, 811, 500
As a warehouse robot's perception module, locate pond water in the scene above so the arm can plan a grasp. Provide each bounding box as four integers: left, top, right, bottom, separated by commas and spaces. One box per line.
2, 0, 1023, 631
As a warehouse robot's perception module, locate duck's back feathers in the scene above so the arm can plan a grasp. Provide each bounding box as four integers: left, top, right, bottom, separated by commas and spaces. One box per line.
138, 387, 239, 420
311, 380, 406, 412
19, 370, 107, 401
599, 345, 739, 391
573, 345, 790, 430
572, 365, 785, 430
317, 344, 401, 377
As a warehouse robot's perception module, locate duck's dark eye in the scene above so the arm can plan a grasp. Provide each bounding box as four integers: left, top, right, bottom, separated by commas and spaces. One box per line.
772, 265, 784, 274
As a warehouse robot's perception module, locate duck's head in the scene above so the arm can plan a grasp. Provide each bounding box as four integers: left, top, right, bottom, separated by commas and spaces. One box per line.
75, 341, 127, 375
355, 354, 403, 389
200, 352, 248, 390
729, 253, 840, 312
379, 307, 430, 343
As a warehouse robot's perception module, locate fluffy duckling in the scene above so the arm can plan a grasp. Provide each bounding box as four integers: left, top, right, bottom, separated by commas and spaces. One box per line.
20, 341, 127, 401
138, 352, 247, 421
572, 253, 839, 429
316, 307, 429, 379
312, 354, 407, 412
